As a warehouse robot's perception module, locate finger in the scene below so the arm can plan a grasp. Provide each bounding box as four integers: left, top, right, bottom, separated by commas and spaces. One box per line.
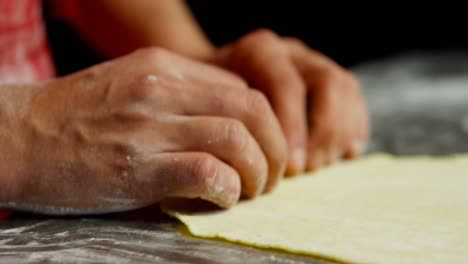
228, 30, 308, 176
344, 116, 369, 159
121, 73, 286, 193
307, 148, 326, 171
308, 144, 344, 170
163, 116, 269, 198
306, 127, 336, 171
344, 91, 371, 159
284, 37, 340, 70
306, 86, 343, 171
165, 85, 287, 193
345, 139, 366, 159
328, 145, 343, 165
149, 152, 241, 208
285, 38, 367, 168
304, 76, 335, 171
307, 88, 367, 168
140, 47, 249, 88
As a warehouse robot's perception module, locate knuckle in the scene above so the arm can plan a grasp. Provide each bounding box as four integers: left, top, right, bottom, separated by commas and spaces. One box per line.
229, 73, 249, 88
314, 68, 345, 103
140, 47, 170, 61
229, 30, 285, 71
343, 71, 362, 92
130, 47, 166, 64
236, 29, 279, 52
283, 37, 305, 48
190, 154, 219, 182
113, 109, 153, 129
249, 28, 278, 42
220, 119, 250, 152
127, 76, 171, 102
278, 141, 288, 165
318, 67, 344, 87
128, 82, 158, 101
343, 70, 359, 84
288, 77, 307, 95
319, 68, 362, 93
246, 90, 271, 116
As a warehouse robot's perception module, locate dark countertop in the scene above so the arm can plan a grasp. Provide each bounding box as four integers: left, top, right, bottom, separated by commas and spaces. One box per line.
1, 52, 468, 263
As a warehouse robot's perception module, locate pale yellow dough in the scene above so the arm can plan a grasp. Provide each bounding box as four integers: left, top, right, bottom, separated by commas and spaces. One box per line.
163, 154, 468, 264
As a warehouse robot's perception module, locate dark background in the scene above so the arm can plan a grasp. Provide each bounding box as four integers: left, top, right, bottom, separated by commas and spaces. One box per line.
43, 1, 468, 76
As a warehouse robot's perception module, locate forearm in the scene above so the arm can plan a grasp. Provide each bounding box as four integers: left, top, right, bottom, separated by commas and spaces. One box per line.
66, 0, 215, 59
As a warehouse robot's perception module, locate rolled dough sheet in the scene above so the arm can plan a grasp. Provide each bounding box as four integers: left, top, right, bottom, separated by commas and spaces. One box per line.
163, 154, 468, 264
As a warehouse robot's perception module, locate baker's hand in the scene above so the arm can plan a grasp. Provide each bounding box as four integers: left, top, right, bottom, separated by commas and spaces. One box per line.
208, 30, 369, 175
7, 48, 286, 213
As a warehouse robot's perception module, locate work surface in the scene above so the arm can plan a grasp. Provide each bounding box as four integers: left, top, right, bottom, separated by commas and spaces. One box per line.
1, 52, 468, 263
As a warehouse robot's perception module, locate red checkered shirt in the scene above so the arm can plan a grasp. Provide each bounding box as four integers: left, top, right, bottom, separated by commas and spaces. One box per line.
0, 0, 56, 218
0, 0, 55, 84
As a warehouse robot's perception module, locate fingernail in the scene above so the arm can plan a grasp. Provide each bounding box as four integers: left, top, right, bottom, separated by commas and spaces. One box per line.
307, 149, 325, 171
288, 148, 306, 175
351, 140, 365, 157
328, 147, 341, 165
207, 172, 241, 208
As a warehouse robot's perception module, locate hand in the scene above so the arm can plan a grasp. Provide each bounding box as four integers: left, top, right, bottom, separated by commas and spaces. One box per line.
208, 30, 370, 175
4, 48, 287, 213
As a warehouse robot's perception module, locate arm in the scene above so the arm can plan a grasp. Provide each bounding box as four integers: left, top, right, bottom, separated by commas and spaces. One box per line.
0, 49, 286, 214
59, 0, 214, 59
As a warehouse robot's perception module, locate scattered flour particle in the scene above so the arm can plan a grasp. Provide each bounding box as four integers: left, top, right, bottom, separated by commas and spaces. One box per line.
146, 74, 158, 82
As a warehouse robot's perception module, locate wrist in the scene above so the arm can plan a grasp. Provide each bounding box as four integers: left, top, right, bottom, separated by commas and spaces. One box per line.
0, 83, 39, 203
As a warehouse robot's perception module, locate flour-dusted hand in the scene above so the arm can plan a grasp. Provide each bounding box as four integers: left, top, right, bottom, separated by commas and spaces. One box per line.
1, 48, 287, 213
208, 30, 370, 175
